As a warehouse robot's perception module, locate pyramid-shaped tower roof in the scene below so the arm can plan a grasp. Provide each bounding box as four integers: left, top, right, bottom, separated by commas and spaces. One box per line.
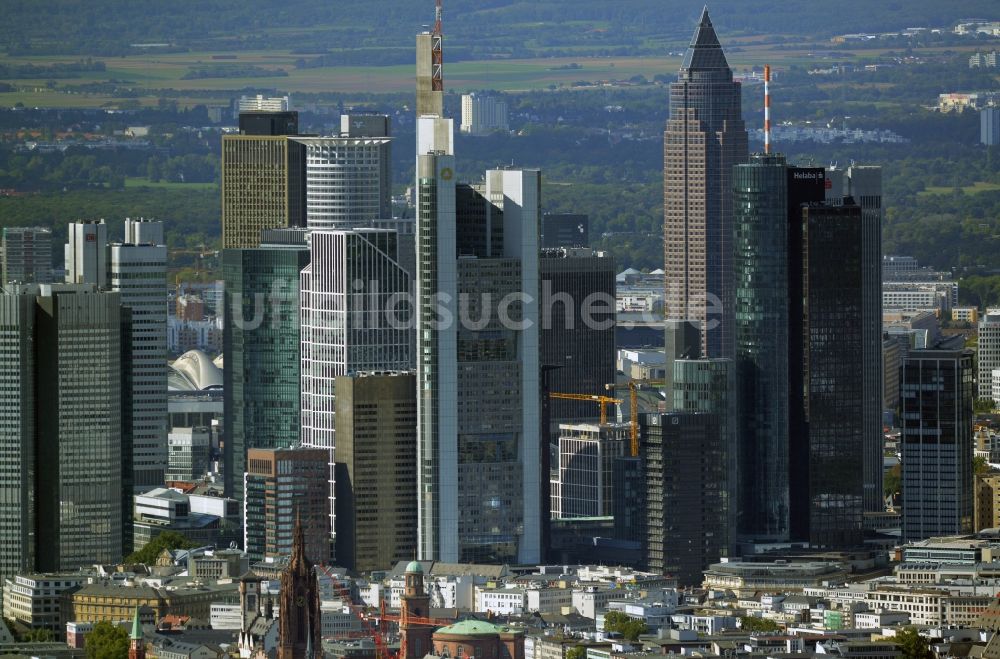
680, 6, 731, 72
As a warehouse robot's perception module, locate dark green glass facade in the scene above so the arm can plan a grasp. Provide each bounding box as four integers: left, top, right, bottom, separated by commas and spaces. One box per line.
222, 239, 310, 500
733, 153, 790, 541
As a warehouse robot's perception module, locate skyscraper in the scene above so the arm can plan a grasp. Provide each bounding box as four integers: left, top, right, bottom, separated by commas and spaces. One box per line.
642, 412, 724, 586
221, 114, 306, 249
65, 220, 107, 287
416, 163, 542, 564
554, 423, 629, 518
245, 446, 331, 565
978, 310, 1000, 402
901, 349, 975, 542
671, 357, 735, 551
541, 214, 589, 249
663, 8, 748, 358
109, 219, 168, 491
296, 135, 393, 230
801, 201, 865, 547
845, 166, 885, 515
733, 153, 791, 541
33, 283, 124, 570
333, 372, 418, 573
222, 229, 310, 499
299, 228, 411, 547
540, 247, 615, 426
2, 227, 52, 285
0, 292, 37, 579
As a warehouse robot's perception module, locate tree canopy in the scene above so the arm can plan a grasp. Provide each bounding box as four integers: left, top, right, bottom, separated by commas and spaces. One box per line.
85, 621, 128, 659
603, 610, 648, 641
125, 531, 197, 565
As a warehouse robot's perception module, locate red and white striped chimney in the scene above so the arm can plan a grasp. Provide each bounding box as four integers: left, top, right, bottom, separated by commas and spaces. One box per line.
764, 64, 771, 154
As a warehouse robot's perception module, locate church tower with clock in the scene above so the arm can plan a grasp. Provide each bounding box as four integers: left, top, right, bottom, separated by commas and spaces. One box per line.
278, 515, 322, 659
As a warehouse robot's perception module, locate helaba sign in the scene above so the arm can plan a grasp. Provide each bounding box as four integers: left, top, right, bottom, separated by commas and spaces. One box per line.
792, 171, 822, 180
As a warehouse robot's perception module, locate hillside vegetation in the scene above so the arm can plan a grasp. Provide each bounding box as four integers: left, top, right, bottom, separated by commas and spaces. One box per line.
3, 0, 999, 56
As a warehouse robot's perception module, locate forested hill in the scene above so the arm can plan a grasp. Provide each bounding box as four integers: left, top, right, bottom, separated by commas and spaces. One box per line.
3, 0, 998, 56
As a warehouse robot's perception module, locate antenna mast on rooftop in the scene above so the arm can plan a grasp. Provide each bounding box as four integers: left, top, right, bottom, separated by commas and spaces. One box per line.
764, 64, 772, 154
432, 0, 444, 91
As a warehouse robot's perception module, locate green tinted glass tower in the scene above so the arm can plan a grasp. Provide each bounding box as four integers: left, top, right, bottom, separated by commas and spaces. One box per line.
222, 229, 310, 500
733, 153, 790, 541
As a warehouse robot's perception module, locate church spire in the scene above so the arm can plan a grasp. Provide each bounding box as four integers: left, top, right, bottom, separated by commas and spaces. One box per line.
680, 6, 730, 72
128, 608, 145, 659
291, 509, 306, 569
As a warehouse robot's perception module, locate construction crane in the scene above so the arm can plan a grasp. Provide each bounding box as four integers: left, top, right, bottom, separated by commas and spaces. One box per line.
316, 565, 394, 659
605, 382, 640, 457
627, 381, 639, 457
549, 392, 621, 425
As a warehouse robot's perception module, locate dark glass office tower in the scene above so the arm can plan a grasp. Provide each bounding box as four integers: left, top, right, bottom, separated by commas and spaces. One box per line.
642, 412, 724, 586
801, 201, 865, 547
222, 229, 310, 500
663, 8, 748, 358
901, 349, 975, 542
733, 153, 789, 541
540, 248, 616, 426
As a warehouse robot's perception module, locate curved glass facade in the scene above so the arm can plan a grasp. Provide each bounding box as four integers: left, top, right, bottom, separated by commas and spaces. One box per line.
734, 153, 790, 541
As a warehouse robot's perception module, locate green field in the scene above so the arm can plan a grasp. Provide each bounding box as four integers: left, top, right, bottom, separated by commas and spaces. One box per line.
919, 181, 1000, 196
124, 178, 217, 191
0, 38, 982, 106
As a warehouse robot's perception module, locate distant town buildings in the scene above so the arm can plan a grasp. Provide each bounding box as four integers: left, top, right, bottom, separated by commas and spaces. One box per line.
983, 107, 1000, 146
969, 51, 999, 68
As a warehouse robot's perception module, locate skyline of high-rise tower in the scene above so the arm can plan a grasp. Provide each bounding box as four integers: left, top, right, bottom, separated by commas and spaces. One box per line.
663, 7, 748, 359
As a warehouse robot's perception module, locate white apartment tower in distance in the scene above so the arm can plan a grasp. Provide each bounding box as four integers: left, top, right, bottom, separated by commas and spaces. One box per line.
299, 228, 411, 547
236, 94, 291, 114
980, 310, 1000, 402
109, 219, 169, 490
2, 227, 53, 285
460, 93, 509, 136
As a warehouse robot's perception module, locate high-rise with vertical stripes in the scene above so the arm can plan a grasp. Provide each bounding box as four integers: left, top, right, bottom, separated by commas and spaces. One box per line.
663, 8, 747, 358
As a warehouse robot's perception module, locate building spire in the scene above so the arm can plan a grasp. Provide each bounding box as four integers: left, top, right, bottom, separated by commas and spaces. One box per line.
291, 508, 306, 568
131, 607, 142, 640
680, 5, 730, 72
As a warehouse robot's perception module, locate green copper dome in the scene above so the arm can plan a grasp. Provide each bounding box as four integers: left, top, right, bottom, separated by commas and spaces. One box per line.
406, 560, 424, 574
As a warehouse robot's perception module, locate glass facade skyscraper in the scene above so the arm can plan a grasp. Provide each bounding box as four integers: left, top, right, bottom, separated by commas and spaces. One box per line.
642, 412, 724, 586
33, 284, 124, 570
801, 201, 865, 547
733, 153, 790, 541
222, 230, 310, 500
901, 349, 975, 541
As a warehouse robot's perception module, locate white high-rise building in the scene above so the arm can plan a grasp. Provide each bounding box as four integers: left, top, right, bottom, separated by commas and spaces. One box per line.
299, 228, 411, 546
415, 162, 542, 564
295, 136, 393, 230
555, 424, 629, 519
460, 93, 509, 136
109, 218, 168, 490
236, 94, 291, 114
979, 310, 1000, 402
65, 220, 107, 287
